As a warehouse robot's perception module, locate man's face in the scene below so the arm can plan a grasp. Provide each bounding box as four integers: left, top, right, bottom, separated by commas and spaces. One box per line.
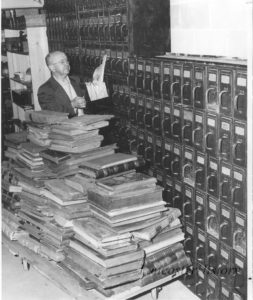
49, 52, 70, 77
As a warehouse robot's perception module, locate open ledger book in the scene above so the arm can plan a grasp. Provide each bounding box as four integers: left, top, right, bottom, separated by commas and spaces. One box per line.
85, 54, 108, 101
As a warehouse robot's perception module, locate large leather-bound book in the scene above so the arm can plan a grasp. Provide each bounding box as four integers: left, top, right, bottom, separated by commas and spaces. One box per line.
75, 233, 138, 257
132, 208, 181, 241
58, 114, 114, 127
89, 201, 167, 224
87, 185, 163, 210
139, 256, 192, 286
96, 170, 157, 192
69, 239, 144, 268
49, 137, 103, 153
66, 248, 143, 278
21, 142, 45, 154
51, 135, 103, 148
72, 217, 131, 247
41, 189, 87, 206
143, 249, 186, 275
4, 131, 27, 148
40, 149, 71, 164
144, 242, 184, 264
79, 158, 145, 178
61, 254, 142, 289
30, 110, 68, 124
80, 153, 138, 170
44, 179, 84, 201
74, 233, 138, 257
141, 228, 185, 255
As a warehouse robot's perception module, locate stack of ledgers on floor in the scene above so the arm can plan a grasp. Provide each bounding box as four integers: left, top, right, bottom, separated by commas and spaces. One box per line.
27, 111, 114, 153
2, 125, 190, 296
40, 144, 118, 178
58, 170, 191, 296
15, 178, 93, 262
2, 161, 22, 211
4, 131, 28, 160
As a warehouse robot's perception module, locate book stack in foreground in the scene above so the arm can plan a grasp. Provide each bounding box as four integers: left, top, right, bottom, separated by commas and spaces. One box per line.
88, 170, 167, 228
58, 171, 191, 296
65, 217, 144, 291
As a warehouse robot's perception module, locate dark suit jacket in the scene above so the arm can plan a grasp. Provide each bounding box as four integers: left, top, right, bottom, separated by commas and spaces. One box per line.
37, 76, 90, 118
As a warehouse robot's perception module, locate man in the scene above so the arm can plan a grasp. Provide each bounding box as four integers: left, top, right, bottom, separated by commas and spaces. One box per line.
37, 51, 87, 118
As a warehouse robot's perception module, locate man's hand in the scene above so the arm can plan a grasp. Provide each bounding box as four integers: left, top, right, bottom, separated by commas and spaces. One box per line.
92, 54, 107, 83
72, 96, 86, 108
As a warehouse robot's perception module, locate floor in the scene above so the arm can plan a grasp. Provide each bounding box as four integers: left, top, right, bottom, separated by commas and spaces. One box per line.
2, 245, 199, 300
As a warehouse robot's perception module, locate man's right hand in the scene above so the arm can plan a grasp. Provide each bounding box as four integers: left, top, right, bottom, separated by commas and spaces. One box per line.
72, 96, 86, 108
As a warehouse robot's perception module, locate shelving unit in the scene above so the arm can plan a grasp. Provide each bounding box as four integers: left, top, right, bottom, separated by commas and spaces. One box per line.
4, 14, 51, 126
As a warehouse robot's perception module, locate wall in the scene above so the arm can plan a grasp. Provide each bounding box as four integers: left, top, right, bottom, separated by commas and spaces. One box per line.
170, 0, 252, 59
1, 0, 44, 9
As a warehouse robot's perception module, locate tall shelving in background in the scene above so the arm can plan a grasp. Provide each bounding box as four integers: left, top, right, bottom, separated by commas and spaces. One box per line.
3, 13, 50, 128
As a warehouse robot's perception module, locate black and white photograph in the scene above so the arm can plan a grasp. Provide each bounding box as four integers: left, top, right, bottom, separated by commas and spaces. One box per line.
1, 0, 252, 299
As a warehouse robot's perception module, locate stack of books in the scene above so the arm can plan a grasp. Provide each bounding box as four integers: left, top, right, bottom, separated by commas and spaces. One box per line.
41, 144, 117, 178
87, 170, 167, 228
63, 217, 144, 290
10, 142, 56, 188
4, 131, 27, 160
132, 217, 191, 286
16, 186, 77, 262
48, 114, 114, 153
43, 179, 88, 206
17, 142, 45, 171
2, 162, 22, 212
27, 122, 52, 147
79, 153, 145, 179
29, 110, 69, 124
2, 208, 28, 241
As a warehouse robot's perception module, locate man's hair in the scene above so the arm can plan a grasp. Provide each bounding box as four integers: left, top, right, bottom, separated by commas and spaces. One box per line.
45, 51, 65, 67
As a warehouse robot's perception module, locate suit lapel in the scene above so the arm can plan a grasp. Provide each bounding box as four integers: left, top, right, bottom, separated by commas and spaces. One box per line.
49, 76, 75, 115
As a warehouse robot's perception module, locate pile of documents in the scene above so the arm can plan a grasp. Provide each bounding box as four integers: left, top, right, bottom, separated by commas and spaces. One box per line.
41, 144, 117, 178
65, 217, 144, 290
27, 122, 51, 147
48, 114, 114, 153
4, 131, 27, 160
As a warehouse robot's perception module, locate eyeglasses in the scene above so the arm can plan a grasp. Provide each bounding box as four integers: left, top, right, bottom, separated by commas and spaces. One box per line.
51, 59, 69, 65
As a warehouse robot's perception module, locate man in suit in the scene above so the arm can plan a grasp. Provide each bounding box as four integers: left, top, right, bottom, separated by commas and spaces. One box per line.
37, 51, 87, 118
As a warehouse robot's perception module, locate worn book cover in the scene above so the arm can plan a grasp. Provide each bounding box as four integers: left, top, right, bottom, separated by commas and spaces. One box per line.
40, 149, 71, 164
61, 254, 141, 289
132, 208, 181, 241
139, 255, 191, 286
139, 228, 184, 254
30, 110, 68, 124
87, 185, 163, 211
72, 217, 131, 247
89, 202, 167, 223
74, 233, 138, 257
69, 239, 144, 268
67, 247, 143, 278
96, 171, 157, 192
145, 242, 184, 263
80, 153, 138, 170
45, 179, 83, 201
50, 140, 102, 153
41, 189, 87, 206
92, 210, 163, 228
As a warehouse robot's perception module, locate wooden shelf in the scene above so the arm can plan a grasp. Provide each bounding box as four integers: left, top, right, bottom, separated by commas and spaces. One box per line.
7, 50, 29, 55
12, 88, 32, 95
10, 77, 32, 88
